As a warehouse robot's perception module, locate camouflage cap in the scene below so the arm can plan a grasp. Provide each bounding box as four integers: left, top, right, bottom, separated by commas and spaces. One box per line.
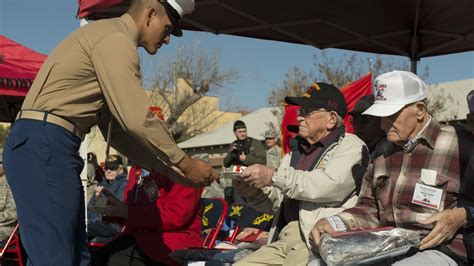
264, 129, 278, 139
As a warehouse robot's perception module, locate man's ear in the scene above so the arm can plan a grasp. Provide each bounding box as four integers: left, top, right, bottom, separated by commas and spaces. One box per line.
146, 7, 156, 26
327, 112, 338, 129
414, 101, 427, 120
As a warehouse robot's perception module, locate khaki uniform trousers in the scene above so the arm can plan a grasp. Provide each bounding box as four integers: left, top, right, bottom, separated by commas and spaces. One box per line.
235, 221, 309, 266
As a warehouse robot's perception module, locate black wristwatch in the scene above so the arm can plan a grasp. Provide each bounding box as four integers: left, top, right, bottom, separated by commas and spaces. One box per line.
464, 206, 474, 227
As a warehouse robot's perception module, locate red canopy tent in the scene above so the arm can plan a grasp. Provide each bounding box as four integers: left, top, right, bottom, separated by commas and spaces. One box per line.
0, 35, 47, 122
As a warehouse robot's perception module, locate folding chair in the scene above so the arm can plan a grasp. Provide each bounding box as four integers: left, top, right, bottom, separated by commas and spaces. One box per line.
201, 198, 228, 248
228, 205, 274, 243
0, 224, 24, 266
169, 198, 229, 264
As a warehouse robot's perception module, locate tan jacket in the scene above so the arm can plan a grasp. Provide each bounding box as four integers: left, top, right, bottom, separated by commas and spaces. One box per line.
22, 14, 184, 171
245, 133, 368, 248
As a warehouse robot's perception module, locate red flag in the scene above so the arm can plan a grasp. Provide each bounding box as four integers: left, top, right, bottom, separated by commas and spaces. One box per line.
280, 105, 300, 154
341, 73, 372, 133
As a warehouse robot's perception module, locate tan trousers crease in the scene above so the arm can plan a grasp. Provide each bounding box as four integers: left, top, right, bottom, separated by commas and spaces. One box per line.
234, 221, 309, 266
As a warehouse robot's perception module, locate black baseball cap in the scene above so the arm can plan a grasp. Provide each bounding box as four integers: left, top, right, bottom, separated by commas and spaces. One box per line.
285, 82, 348, 118
105, 155, 123, 170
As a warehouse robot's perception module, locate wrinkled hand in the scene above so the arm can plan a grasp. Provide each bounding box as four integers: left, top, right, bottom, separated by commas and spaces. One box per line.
90, 189, 128, 218
232, 179, 260, 198
309, 218, 336, 252
236, 227, 260, 241
418, 208, 467, 250
240, 164, 274, 188
177, 155, 219, 186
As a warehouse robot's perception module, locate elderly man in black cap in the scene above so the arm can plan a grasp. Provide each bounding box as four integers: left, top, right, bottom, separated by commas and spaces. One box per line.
233, 83, 369, 265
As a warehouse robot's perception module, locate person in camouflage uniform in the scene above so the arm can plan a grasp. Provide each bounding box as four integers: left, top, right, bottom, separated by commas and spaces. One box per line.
264, 129, 281, 169
0, 149, 17, 244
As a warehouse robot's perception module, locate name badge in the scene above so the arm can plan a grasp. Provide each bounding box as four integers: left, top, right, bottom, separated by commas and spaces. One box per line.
411, 183, 443, 210
143, 180, 159, 202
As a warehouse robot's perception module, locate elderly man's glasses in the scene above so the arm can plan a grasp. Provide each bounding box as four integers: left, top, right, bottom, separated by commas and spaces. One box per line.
298, 108, 327, 118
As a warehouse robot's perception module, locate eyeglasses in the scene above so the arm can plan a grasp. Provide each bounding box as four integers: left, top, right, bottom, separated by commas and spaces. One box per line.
298, 108, 328, 118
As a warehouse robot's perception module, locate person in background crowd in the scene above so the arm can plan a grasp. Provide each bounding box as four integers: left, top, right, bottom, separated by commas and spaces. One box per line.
311, 70, 474, 265
264, 128, 281, 169
91, 166, 203, 266
91, 107, 204, 265
87, 152, 100, 200
87, 155, 127, 243
223, 120, 266, 167
467, 90, 474, 131
234, 83, 369, 265
348, 95, 386, 154
0, 149, 17, 247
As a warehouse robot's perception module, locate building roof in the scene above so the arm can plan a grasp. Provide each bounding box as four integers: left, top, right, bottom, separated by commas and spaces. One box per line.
178, 107, 281, 149
426, 78, 473, 122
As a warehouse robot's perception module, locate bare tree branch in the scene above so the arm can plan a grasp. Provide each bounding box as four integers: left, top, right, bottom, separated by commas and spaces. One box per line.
148, 41, 240, 141
267, 52, 430, 105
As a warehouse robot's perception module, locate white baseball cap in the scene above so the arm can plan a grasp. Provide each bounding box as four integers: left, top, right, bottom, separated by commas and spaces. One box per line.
363, 70, 427, 117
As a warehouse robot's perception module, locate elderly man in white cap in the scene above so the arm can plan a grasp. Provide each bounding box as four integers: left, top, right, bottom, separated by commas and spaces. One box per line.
3, 0, 216, 265
310, 71, 474, 265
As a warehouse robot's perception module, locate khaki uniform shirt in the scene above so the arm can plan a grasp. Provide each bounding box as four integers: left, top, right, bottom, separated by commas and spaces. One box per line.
0, 176, 17, 240
22, 14, 184, 170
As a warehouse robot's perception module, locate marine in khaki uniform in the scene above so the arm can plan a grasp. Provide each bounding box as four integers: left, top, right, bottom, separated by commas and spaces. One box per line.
3, 0, 217, 265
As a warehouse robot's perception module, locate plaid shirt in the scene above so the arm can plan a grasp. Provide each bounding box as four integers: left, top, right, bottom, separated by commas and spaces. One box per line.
338, 118, 469, 259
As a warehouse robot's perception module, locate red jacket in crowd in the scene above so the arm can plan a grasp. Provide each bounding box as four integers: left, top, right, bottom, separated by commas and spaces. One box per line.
123, 166, 203, 265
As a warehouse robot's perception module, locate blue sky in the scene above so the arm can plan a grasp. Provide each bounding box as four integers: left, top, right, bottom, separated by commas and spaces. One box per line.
1, 0, 473, 111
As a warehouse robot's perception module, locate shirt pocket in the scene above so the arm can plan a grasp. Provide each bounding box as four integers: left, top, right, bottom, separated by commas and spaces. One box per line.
434, 174, 458, 208
373, 175, 392, 210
